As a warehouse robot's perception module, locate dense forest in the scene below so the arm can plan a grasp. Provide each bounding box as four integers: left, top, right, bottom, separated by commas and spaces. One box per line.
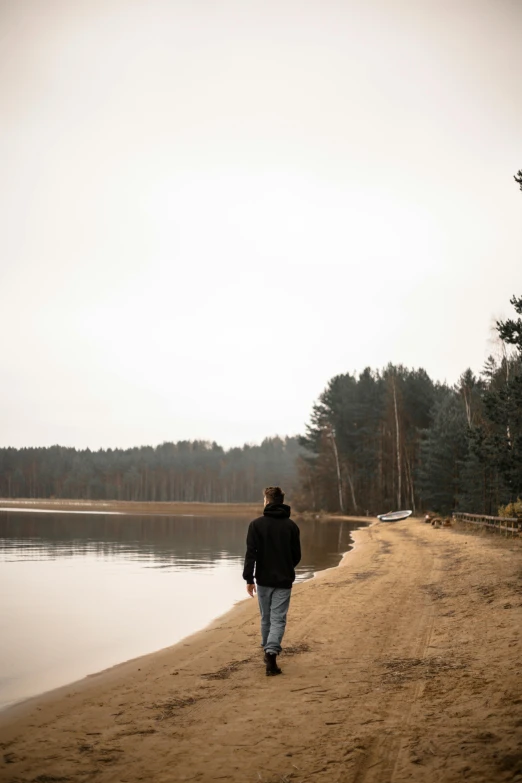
0, 437, 302, 503
296, 299, 522, 516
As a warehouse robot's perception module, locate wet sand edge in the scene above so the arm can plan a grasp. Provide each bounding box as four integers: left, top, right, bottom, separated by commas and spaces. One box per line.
0, 522, 373, 732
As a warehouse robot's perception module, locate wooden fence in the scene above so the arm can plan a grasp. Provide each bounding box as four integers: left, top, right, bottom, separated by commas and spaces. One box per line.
452, 512, 521, 535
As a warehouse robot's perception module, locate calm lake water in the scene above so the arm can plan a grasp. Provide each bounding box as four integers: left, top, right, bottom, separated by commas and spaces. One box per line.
0, 510, 363, 710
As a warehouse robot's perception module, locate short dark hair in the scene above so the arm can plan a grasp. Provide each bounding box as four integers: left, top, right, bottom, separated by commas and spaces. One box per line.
264, 486, 285, 504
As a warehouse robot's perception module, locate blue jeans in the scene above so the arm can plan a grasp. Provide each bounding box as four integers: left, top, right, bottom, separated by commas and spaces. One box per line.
257, 585, 292, 655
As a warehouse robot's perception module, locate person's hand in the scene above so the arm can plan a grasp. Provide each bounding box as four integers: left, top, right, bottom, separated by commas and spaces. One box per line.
246, 583, 256, 597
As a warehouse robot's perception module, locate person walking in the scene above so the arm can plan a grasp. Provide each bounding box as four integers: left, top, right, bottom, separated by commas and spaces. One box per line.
243, 486, 301, 676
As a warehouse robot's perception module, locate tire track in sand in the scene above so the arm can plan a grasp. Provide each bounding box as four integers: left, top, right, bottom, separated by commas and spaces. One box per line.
349, 526, 438, 783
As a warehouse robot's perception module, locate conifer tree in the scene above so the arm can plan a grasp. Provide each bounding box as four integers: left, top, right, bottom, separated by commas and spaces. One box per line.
418, 391, 469, 514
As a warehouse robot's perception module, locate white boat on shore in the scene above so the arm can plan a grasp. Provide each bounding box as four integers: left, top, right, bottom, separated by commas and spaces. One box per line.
377, 509, 413, 522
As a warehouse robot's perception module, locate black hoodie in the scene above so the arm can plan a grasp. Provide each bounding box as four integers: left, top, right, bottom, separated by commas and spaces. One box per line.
242, 503, 301, 589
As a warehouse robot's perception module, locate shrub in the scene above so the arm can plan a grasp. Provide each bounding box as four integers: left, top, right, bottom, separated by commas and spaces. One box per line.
498, 499, 522, 519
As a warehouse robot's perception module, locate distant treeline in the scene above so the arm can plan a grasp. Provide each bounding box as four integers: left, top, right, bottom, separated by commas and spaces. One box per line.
0, 437, 302, 503
297, 294, 522, 516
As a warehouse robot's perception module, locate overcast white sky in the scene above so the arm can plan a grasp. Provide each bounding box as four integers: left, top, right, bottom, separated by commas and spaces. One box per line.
1, 0, 521, 450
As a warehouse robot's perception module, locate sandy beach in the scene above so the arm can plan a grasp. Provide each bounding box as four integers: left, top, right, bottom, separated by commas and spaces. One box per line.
1, 517, 521, 783
0, 499, 262, 517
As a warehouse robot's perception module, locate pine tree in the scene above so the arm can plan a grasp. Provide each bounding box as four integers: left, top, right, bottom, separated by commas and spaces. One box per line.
480, 296, 522, 501
418, 391, 469, 514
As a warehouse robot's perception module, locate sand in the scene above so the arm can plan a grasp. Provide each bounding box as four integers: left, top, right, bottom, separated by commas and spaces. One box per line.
0, 499, 261, 516
1, 518, 521, 783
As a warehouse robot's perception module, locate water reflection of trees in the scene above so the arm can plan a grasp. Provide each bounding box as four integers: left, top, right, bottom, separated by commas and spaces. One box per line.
0, 513, 365, 577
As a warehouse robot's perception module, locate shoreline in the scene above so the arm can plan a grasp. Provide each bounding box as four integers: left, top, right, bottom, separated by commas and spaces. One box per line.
0, 498, 262, 516
0, 512, 371, 720
0, 498, 373, 526
1, 520, 521, 782
0, 575, 262, 727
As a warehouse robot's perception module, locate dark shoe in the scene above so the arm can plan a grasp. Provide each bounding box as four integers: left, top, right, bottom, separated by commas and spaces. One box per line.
265, 652, 282, 676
